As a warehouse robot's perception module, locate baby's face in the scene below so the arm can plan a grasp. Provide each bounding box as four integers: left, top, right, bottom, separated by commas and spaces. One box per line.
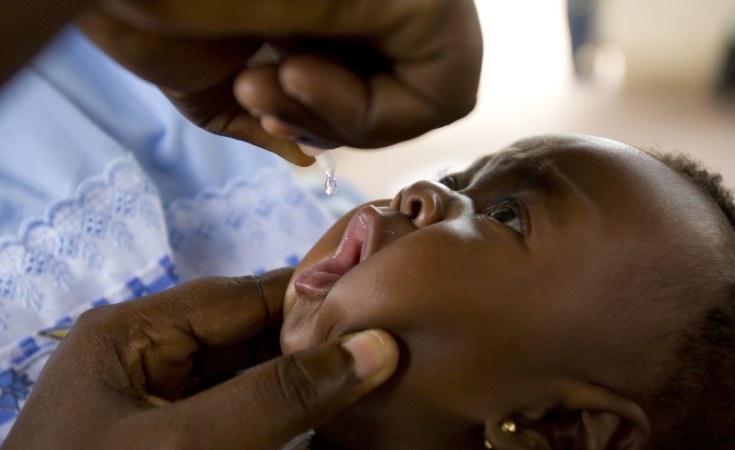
281, 135, 721, 449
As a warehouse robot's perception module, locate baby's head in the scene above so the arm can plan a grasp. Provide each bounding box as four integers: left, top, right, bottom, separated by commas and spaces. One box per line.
281, 135, 735, 449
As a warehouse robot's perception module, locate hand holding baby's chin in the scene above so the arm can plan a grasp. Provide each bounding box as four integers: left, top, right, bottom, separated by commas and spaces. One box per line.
4, 269, 398, 449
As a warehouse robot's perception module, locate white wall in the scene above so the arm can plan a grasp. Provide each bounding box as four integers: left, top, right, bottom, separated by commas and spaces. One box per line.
598, 0, 734, 88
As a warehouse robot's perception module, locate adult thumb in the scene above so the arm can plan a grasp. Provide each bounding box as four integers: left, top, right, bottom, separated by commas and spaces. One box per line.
162, 329, 399, 450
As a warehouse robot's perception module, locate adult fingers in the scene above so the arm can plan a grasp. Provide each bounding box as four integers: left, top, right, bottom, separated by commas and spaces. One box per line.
181, 99, 315, 166
280, 53, 446, 148
127, 268, 293, 346
234, 65, 346, 148
97, 0, 482, 150
224, 0, 483, 148
234, 51, 470, 149
89, 268, 296, 396
116, 330, 399, 450
167, 268, 293, 346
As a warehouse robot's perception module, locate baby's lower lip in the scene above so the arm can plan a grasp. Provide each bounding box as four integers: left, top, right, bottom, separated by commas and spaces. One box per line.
293, 259, 349, 301
293, 212, 367, 301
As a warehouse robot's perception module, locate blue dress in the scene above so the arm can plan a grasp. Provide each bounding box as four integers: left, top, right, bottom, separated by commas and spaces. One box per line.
0, 26, 358, 438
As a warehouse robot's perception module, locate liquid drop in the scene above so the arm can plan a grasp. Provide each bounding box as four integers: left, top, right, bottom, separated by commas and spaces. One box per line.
324, 171, 338, 196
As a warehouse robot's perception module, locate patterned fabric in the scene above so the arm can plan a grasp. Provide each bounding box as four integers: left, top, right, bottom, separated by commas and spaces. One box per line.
0, 27, 356, 440
0, 155, 166, 340
166, 163, 333, 281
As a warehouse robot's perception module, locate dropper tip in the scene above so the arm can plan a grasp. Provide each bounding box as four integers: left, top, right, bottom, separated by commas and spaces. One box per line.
299, 144, 338, 195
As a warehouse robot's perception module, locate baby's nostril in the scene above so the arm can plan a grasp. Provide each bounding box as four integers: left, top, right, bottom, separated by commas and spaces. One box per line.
408, 199, 422, 219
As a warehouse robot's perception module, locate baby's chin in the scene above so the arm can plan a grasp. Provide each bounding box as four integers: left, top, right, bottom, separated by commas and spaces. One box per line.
280, 275, 308, 353
279, 295, 320, 355
283, 272, 300, 320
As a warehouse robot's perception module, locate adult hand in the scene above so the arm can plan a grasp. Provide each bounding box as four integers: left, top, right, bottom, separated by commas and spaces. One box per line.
4, 268, 399, 450
77, 0, 483, 162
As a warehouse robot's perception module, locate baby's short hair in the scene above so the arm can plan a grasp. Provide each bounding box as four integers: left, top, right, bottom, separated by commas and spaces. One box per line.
642, 151, 735, 449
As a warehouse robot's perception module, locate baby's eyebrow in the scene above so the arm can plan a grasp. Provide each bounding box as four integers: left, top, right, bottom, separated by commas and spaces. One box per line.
463, 148, 601, 235
482, 155, 583, 230
459, 153, 506, 186
526, 162, 594, 232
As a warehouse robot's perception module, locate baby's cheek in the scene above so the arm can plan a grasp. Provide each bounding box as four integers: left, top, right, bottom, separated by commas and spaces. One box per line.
325, 267, 410, 332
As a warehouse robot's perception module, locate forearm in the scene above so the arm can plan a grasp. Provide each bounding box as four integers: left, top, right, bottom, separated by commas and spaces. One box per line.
1, 0, 89, 84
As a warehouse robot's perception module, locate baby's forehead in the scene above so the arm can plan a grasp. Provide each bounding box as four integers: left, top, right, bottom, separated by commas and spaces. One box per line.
465, 135, 643, 175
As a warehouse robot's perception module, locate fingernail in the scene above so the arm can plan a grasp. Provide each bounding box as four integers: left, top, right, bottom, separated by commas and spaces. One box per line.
342, 330, 391, 380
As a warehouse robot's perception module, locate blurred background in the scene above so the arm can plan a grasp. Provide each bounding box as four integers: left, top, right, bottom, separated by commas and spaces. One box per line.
299, 0, 735, 199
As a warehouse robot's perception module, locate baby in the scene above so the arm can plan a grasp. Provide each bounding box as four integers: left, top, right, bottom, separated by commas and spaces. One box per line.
280, 134, 735, 449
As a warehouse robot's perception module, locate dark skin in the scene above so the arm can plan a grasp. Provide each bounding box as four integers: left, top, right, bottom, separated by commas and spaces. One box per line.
3, 0, 483, 164
90, 0, 482, 153
282, 135, 730, 449
4, 268, 398, 449
3, 0, 483, 446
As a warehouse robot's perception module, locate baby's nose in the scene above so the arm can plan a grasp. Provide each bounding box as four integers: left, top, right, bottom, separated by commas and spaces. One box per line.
390, 180, 451, 227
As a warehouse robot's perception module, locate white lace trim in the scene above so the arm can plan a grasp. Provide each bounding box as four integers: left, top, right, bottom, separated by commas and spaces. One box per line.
166, 164, 334, 281
0, 154, 168, 343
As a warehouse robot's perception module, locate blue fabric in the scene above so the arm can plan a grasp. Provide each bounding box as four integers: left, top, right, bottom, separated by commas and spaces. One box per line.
0, 26, 282, 236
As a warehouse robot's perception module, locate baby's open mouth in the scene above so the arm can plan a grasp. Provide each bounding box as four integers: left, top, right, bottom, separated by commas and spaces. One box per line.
293, 205, 416, 302
293, 209, 369, 301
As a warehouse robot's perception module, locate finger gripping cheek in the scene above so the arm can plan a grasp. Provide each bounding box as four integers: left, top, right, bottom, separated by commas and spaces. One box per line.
341, 330, 398, 382
276, 344, 360, 419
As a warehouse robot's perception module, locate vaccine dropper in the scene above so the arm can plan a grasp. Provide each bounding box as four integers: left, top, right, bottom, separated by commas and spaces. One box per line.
300, 145, 338, 195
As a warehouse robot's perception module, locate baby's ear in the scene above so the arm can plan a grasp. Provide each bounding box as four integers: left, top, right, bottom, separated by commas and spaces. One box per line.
485, 384, 650, 449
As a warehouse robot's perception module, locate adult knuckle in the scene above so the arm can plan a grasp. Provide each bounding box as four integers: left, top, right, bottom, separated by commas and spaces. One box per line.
74, 304, 115, 334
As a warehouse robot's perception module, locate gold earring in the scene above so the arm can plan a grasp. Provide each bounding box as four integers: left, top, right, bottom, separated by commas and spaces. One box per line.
484, 439, 493, 449
500, 420, 517, 434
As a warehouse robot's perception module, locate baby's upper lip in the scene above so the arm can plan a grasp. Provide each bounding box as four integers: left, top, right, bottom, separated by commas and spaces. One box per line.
293, 205, 413, 301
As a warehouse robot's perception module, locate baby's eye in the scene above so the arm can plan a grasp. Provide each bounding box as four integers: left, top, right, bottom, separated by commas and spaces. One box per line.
487, 203, 524, 234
